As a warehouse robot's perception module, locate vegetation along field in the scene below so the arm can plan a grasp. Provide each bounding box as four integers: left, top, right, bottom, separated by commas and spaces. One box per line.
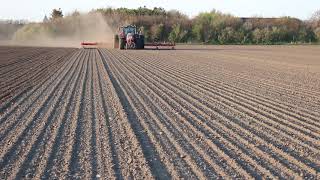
0, 45, 319, 179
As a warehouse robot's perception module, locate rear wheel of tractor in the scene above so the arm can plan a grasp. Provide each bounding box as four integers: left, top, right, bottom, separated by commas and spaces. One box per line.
135, 39, 140, 49
119, 38, 125, 50
114, 35, 119, 49
140, 35, 145, 49
136, 36, 144, 49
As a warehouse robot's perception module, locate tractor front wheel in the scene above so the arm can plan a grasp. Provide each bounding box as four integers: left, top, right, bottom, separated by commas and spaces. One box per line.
126, 42, 136, 49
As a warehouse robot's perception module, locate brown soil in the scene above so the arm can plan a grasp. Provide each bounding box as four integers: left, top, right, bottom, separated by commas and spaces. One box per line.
0, 45, 319, 179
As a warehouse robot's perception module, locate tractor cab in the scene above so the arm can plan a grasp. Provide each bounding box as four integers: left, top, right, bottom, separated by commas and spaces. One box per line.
119, 25, 138, 38
115, 25, 144, 49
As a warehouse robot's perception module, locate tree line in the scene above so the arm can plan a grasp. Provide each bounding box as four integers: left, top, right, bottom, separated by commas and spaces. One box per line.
95, 7, 320, 44
12, 7, 320, 44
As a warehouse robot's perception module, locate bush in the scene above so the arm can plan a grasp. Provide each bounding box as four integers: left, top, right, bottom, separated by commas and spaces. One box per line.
218, 27, 237, 44
13, 23, 53, 41
150, 23, 165, 41
315, 28, 320, 41
169, 24, 188, 42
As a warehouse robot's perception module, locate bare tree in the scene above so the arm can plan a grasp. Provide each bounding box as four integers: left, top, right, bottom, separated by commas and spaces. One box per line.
311, 10, 320, 21
309, 10, 320, 28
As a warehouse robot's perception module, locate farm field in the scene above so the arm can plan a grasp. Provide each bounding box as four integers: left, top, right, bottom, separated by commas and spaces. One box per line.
0, 45, 319, 179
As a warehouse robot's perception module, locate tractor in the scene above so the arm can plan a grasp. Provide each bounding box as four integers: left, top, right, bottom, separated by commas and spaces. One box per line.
114, 25, 145, 49
81, 24, 175, 49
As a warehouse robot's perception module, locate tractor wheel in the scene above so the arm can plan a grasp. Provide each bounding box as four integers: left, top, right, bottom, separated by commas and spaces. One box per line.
136, 35, 145, 49
119, 38, 125, 50
141, 35, 144, 49
126, 42, 136, 49
114, 35, 119, 49
139, 35, 145, 49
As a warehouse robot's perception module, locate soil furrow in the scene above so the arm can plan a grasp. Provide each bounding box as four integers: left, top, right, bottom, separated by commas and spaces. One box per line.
104, 50, 215, 179
1, 45, 319, 179
105, 49, 256, 179
69, 49, 95, 179
0, 50, 81, 179
125, 52, 320, 149
110, 50, 318, 178
142, 55, 320, 129
40, 50, 86, 179
0, 50, 80, 125
107, 50, 298, 178
135, 51, 320, 121
166, 50, 320, 99
0, 51, 80, 157
9, 50, 83, 179
45, 50, 88, 179
92, 50, 117, 179
139, 50, 320, 115
0, 50, 74, 105
99, 49, 165, 179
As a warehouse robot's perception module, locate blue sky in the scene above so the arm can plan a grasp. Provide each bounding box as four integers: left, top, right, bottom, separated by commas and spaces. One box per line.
0, 0, 319, 21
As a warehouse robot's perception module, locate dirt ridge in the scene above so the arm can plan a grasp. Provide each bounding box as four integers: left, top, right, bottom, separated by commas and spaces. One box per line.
0, 45, 319, 179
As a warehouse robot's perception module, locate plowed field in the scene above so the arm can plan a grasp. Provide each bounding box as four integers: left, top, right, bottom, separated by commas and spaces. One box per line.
0, 45, 319, 179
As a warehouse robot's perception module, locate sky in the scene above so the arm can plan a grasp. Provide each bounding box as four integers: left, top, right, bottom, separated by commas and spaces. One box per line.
0, 0, 319, 22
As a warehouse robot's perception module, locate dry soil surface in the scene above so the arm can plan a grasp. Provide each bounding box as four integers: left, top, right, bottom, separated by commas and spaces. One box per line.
0, 45, 319, 179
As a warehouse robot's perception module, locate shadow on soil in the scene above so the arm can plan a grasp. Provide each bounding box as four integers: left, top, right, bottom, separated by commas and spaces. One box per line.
98, 49, 171, 179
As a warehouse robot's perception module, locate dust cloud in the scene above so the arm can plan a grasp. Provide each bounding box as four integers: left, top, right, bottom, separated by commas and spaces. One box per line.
7, 13, 115, 48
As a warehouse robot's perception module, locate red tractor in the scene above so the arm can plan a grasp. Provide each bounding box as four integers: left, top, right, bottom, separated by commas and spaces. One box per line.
81, 24, 175, 49
114, 25, 145, 49
114, 25, 175, 50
